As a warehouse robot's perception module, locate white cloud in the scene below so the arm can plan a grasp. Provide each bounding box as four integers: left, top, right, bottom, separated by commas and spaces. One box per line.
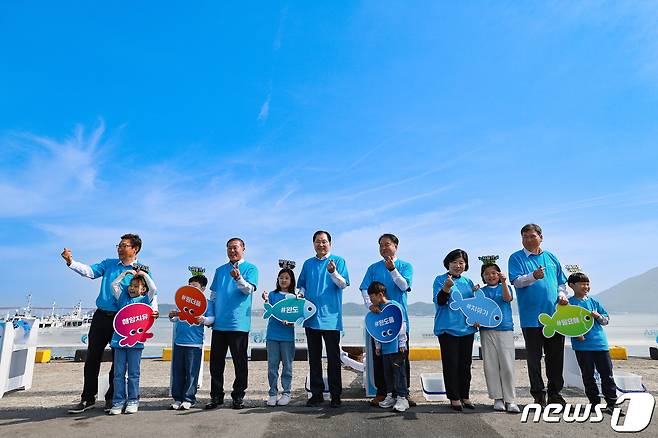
258, 94, 271, 122
0, 121, 106, 217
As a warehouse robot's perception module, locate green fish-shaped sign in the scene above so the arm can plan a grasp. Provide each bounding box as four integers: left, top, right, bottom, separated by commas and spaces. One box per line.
538, 304, 594, 338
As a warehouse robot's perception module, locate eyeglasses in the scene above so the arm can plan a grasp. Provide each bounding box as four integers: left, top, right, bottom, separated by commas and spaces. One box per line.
116, 244, 132, 249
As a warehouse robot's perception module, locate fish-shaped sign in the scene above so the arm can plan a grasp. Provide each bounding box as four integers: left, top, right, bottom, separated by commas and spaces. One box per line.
449, 289, 503, 328
113, 303, 155, 347
175, 285, 208, 326
538, 304, 594, 338
365, 303, 404, 343
263, 297, 316, 325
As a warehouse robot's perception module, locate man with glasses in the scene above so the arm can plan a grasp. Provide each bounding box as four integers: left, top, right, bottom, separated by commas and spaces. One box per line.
61, 233, 158, 414
299, 230, 350, 408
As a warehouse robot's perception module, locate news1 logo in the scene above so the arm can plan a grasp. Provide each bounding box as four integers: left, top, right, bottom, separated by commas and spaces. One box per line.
520, 393, 655, 432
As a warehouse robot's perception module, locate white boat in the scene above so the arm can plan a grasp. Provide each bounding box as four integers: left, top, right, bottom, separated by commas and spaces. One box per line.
39, 302, 63, 329
60, 301, 91, 329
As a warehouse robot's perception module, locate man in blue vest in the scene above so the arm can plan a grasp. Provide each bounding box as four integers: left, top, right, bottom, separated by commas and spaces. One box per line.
359, 233, 413, 407
204, 237, 258, 410
299, 230, 350, 408
508, 224, 568, 407
62, 233, 158, 414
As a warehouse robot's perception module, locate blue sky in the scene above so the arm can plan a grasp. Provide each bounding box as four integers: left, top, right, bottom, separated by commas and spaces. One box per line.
2, 2, 658, 312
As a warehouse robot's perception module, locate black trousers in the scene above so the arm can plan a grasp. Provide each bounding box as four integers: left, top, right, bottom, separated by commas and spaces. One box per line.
305, 327, 342, 399
81, 309, 115, 403
522, 327, 565, 397
371, 335, 411, 396
575, 350, 617, 406
209, 330, 249, 401
438, 333, 474, 401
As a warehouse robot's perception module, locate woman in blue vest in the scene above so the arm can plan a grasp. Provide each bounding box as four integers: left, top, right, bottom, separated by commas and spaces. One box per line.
433, 249, 478, 411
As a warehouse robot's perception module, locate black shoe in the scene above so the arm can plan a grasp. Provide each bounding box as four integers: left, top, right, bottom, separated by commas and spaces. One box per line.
68, 400, 95, 414
103, 400, 112, 413
330, 397, 341, 408
205, 397, 224, 410
462, 402, 475, 410
603, 405, 625, 416
232, 398, 244, 409
306, 395, 324, 407
547, 394, 566, 406
450, 402, 463, 412
533, 393, 547, 408
407, 397, 417, 408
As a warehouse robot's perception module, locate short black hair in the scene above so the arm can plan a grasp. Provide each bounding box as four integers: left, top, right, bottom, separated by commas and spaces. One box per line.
226, 237, 245, 248
188, 275, 208, 288
121, 233, 142, 253
313, 230, 331, 243
443, 249, 469, 271
130, 275, 148, 292
568, 272, 590, 285
367, 281, 387, 296
521, 223, 542, 236
378, 233, 399, 246
480, 263, 501, 282
275, 268, 296, 293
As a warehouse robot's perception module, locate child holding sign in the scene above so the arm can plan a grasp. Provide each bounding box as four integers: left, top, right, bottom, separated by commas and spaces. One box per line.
109, 269, 157, 415
262, 268, 297, 406
368, 281, 409, 413
168, 270, 212, 410
479, 261, 520, 413
567, 272, 620, 415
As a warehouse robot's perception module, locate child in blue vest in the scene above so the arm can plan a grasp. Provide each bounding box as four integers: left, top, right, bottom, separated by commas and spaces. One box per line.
567, 272, 620, 415
368, 281, 409, 412
168, 273, 212, 410
479, 263, 520, 413
108, 269, 157, 415
262, 268, 297, 407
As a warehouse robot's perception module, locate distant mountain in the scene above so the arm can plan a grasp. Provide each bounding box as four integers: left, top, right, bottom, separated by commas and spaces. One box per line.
342, 302, 367, 316
407, 301, 435, 316
594, 266, 658, 313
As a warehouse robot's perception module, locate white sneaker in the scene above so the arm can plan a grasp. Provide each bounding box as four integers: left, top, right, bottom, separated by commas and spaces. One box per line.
393, 397, 409, 412
267, 395, 278, 406
506, 402, 520, 413
493, 399, 506, 411
125, 402, 138, 414
379, 393, 395, 408
169, 401, 181, 410
180, 401, 193, 410
277, 394, 291, 406
108, 405, 123, 415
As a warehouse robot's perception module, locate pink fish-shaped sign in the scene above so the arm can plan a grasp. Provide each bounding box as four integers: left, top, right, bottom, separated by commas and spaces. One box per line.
113, 303, 155, 347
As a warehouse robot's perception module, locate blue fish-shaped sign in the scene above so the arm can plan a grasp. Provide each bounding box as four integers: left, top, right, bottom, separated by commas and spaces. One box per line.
263, 297, 317, 325
449, 289, 502, 328
365, 303, 404, 343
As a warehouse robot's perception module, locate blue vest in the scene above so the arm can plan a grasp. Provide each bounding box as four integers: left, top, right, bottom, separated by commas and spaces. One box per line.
432, 273, 477, 337
110, 293, 152, 349
568, 296, 610, 351
89, 259, 149, 312
359, 259, 412, 329
479, 284, 514, 332
207, 261, 258, 332
265, 291, 295, 342
298, 255, 350, 331
508, 249, 567, 328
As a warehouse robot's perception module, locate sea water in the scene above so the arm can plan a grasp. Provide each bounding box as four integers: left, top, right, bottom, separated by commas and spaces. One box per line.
36, 313, 658, 359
